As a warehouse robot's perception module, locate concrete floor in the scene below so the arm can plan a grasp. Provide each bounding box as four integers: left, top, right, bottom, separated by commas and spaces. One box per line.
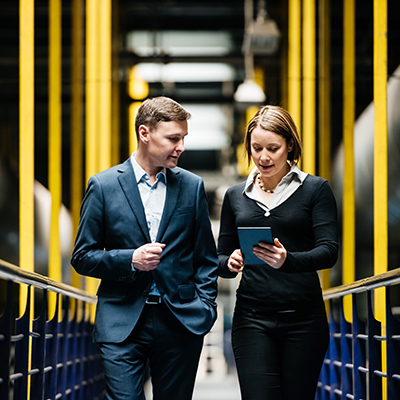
144, 372, 241, 400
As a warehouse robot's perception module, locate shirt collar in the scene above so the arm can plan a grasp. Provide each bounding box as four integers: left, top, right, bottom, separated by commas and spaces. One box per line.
243, 162, 306, 193
130, 152, 167, 184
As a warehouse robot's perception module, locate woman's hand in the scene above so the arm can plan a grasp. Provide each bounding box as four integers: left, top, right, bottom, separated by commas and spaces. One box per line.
228, 249, 244, 273
253, 238, 287, 269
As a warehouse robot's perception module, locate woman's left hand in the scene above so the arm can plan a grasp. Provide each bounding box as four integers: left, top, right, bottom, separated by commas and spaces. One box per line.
253, 238, 287, 269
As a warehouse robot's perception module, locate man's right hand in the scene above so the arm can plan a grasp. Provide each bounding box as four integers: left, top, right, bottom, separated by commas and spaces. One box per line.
132, 243, 166, 271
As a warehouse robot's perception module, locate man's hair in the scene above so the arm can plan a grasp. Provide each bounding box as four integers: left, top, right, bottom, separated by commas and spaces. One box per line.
135, 97, 191, 139
244, 105, 303, 165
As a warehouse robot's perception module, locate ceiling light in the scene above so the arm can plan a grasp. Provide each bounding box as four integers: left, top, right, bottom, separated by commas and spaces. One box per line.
234, 79, 266, 103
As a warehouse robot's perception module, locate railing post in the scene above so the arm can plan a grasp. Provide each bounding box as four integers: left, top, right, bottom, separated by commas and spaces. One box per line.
44, 292, 60, 400
13, 285, 32, 399
328, 299, 340, 398
352, 293, 367, 399
340, 296, 353, 398
367, 290, 383, 399
30, 288, 48, 399
0, 280, 14, 399
385, 286, 400, 399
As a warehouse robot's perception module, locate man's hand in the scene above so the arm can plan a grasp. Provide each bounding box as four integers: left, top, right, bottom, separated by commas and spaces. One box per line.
132, 243, 166, 271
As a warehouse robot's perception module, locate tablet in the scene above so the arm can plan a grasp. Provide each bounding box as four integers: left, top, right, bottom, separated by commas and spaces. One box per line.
237, 227, 274, 265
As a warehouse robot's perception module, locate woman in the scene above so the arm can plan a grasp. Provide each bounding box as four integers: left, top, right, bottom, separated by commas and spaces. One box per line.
218, 105, 338, 400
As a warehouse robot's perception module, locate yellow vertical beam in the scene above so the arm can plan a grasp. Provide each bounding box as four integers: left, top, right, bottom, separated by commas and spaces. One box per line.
288, 0, 301, 129
86, 0, 100, 182
48, 0, 62, 318
129, 102, 141, 154
302, 0, 316, 175
111, 0, 121, 165
318, 0, 331, 182
19, 0, 35, 311
99, 0, 112, 172
85, 0, 101, 309
373, 1, 388, 396
19, 1, 35, 394
318, 0, 331, 291
71, 0, 84, 289
342, 0, 356, 323
373, 0, 388, 302
280, 2, 289, 110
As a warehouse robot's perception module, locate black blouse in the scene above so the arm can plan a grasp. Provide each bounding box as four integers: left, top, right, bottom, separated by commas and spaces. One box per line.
217, 174, 339, 311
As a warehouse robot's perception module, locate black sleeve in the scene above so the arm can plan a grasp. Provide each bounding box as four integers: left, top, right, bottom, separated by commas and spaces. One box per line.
281, 180, 339, 273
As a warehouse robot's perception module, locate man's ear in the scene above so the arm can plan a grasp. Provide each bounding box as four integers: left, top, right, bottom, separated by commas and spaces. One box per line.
138, 125, 150, 144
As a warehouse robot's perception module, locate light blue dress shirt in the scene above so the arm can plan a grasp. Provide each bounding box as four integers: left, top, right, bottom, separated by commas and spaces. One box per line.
130, 153, 167, 296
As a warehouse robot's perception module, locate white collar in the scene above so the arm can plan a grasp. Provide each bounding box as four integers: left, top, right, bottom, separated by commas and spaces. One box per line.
130, 152, 167, 184
243, 162, 306, 193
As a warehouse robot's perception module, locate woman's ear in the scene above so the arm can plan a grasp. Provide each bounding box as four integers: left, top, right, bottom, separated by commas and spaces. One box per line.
288, 138, 294, 153
138, 124, 150, 144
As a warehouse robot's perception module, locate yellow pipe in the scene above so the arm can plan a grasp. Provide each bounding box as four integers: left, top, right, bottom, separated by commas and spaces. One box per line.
99, 0, 112, 172
48, 0, 62, 320
71, 0, 84, 289
85, 0, 100, 306
373, 1, 388, 396
318, 0, 331, 183
19, 1, 35, 394
318, 0, 331, 291
288, 0, 301, 130
342, 0, 356, 322
19, 0, 35, 309
373, 0, 388, 295
111, 0, 121, 166
129, 102, 142, 154
19, 0, 35, 272
86, 0, 100, 182
302, 0, 316, 175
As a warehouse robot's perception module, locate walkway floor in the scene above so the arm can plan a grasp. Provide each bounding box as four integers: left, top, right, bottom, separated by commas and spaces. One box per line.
193, 373, 241, 400
144, 373, 241, 400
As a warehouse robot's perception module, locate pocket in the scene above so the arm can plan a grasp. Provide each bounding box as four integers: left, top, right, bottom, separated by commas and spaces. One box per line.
173, 206, 193, 216
96, 281, 128, 299
178, 283, 196, 302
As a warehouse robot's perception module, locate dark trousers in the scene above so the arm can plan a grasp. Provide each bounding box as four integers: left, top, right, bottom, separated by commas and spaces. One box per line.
231, 301, 329, 400
100, 301, 204, 400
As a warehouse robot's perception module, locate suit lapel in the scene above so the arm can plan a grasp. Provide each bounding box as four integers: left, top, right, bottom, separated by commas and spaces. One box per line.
117, 159, 151, 243
156, 168, 181, 242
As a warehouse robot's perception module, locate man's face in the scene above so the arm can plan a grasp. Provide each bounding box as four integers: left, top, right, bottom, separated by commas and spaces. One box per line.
144, 120, 188, 169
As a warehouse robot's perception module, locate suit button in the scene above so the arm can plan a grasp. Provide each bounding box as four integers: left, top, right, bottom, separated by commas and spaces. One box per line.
143, 290, 148, 297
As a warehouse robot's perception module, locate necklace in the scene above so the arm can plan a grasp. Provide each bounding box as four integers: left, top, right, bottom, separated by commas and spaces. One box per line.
257, 173, 274, 193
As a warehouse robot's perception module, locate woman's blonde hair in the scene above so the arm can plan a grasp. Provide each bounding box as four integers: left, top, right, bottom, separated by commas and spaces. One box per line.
244, 105, 302, 165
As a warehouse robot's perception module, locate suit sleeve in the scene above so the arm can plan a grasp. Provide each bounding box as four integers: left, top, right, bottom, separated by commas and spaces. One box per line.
217, 189, 240, 279
192, 179, 219, 319
70, 175, 135, 283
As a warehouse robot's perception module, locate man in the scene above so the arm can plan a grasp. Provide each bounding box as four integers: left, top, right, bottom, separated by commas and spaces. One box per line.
71, 97, 218, 400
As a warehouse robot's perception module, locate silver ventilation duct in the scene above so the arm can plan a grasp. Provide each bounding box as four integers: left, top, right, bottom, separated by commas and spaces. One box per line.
331, 65, 400, 281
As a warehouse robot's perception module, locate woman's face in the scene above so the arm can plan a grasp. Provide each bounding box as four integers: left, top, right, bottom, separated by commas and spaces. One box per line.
250, 127, 293, 179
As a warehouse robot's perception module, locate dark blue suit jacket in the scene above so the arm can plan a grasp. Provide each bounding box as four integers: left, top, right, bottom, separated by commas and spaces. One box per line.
71, 159, 218, 343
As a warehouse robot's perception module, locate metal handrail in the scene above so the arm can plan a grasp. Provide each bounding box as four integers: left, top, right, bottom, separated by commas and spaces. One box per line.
317, 266, 400, 400
0, 258, 96, 303
323, 267, 400, 300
